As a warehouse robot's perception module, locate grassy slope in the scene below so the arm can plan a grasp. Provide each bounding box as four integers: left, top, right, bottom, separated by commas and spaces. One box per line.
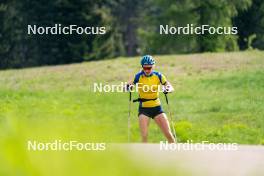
0, 51, 264, 175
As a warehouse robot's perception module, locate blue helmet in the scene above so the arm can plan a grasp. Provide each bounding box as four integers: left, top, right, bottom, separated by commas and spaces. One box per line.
140, 55, 155, 66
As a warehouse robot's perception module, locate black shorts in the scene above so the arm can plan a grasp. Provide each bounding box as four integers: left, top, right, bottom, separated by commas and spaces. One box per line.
138, 106, 164, 119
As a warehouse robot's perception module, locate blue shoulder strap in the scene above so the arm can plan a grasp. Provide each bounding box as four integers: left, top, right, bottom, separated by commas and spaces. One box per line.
153, 71, 162, 84
133, 71, 143, 84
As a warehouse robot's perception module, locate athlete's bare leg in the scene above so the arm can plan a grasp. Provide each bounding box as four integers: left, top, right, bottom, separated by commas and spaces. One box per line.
138, 114, 151, 143
154, 113, 175, 143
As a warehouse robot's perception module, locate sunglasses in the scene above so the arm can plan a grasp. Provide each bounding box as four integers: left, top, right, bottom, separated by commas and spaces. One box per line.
142, 66, 153, 71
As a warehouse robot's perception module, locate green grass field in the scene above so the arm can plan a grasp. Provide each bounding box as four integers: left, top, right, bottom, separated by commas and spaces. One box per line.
0, 51, 264, 175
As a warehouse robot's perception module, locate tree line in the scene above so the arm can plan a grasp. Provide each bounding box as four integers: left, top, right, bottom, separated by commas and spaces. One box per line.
0, 0, 263, 69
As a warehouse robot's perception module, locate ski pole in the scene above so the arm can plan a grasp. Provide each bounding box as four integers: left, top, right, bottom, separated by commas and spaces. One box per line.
164, 93, 177, 142
128, 91, 132, 142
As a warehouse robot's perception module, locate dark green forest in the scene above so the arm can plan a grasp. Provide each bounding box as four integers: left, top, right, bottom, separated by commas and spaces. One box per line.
0, 0, 263, 69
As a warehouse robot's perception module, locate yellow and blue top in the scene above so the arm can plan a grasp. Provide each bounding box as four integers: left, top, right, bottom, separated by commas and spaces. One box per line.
133, 70, 167, 108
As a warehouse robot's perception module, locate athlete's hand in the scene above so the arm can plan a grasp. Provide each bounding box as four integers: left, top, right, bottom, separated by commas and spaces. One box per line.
125, 84, 133, 92
163, 90, 168, 94
163, 84, 174, 94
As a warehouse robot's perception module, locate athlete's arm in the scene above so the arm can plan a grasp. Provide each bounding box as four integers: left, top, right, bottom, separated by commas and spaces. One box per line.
160, 73, 174, 93
125, 71, 143, 91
